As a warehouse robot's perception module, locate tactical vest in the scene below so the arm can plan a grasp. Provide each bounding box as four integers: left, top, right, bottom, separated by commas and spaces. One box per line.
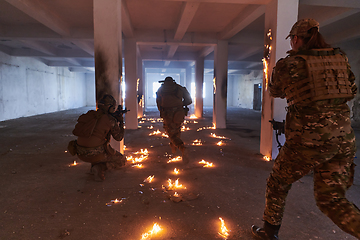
157, 84, 183, 108
285, 48, 353, 106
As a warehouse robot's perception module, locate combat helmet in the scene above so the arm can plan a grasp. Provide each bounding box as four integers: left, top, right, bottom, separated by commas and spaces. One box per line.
98, 94, 116, 113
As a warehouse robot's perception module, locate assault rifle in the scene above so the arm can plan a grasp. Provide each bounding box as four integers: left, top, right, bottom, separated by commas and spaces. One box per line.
111, 105, 130, 122
269, 119, 285, 148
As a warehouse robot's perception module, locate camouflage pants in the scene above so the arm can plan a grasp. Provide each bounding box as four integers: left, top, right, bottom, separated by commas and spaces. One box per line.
75, 142, 126, 170
264, 135, 360, 238
161, 107, 185, 149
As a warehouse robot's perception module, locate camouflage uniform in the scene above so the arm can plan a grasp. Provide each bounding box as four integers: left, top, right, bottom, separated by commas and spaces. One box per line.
265, 49, 360, 238
71, 105, 126, 170
156, 77, 192, 151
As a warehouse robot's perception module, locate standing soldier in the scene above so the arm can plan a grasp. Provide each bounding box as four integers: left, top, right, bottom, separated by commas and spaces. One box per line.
251, 19, 360, 239
156, 76, 192, 164
68, 94, 126, 181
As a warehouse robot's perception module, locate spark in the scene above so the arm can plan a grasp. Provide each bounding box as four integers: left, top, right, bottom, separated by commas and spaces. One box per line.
218, 217, 230, 239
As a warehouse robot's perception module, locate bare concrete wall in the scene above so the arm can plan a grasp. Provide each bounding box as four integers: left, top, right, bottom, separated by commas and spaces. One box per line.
0, 52, 89, 121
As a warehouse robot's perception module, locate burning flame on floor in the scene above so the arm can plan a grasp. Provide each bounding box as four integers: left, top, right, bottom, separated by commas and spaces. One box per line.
141, 223, 162, 240
139, 121, 145, 124
173, 168, 180, 175
123, 145, 127, 151
173, 192, 180, 197
263, 155, 271, 161
134, 149, 149, 155
167, 156, 182, 163
199, 160, 214, 168
147, 126, 154, 129
132, 164, 143, 168
144, 175, 154, 183
181, 125, 190, 131
189, 114, 197, 119
162, 133, 169, 138
69, 161, 77, 166
149, 130, 161, 136
167, 178, 185, 190
216, 140, 223, 146
211, 133, 229, 139
191, 139, 203, 145
127, 155, 148, 164
218, 217, 230, 239
197, 125, 216, 131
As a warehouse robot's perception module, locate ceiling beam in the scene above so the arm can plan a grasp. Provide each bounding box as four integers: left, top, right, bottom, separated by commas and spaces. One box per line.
5, 0, 71, 37
19, 40, 57, 56
219, 5, 265, 40
174, 2, 200, 40
300, 0, 360, 8
167, 45, 179, 58
237, 46, 262, 60
121, 0, 134, 38
320, 9, 360, 27
72, 40, 94, 56
153, 0, 272, 4
327, 25, 360, 44
199, 46, 215, 57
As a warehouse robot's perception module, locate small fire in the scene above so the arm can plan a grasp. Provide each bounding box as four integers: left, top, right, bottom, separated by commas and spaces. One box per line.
141, 223, 162, 240
263, 155, 271, 161
72, 161, 77, 166
161, 133, 169, 138
167, 156, 182, 163
210, 133, 228, 139
144, 175, 154, 183
149, 130, 161, 136
112, 198, 122, 203
191, 139, 203, 146
147, 126, 154, 129
139, 121, 145, 124
197, 125, 216, 132
132, 164, 143, 168
173, 168, 180, 175
189, 114, 197, 119
216, 140, 223, 146
193, 121, 198, 124
173, 192, 180, 197
218, 217, 230, 239
167, 178, 185, 190
134, 149, 149, 155
199, 160, 214, 168
181, 125, 190, 131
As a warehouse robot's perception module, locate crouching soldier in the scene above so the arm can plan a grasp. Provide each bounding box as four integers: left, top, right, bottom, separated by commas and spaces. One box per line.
68, 94, 126, 181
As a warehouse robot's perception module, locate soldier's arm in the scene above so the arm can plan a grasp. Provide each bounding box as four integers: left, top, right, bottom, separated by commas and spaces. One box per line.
109, 115, 124, 141
182, 87, 192, 106
269, 58, 288, 99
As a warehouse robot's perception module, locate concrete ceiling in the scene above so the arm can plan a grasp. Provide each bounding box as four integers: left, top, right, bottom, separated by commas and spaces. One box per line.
0, 0, 359, 73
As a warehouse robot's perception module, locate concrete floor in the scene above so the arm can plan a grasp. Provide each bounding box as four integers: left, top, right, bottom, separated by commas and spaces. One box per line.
0, 107, 359, 240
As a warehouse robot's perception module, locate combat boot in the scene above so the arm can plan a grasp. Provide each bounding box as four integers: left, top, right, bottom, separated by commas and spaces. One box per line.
91, 164, 105, 182
179, 144, 189, 164
170, 142, 177, 154
251, 221, 280, 240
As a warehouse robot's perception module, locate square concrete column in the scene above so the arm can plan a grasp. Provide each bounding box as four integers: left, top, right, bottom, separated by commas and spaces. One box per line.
195, 56, 204, 118
213, 40, 228, 129
124, 38, 138, 129
260, 0, 299, 159
93, 0, 124, 153
137, 54, 144, 118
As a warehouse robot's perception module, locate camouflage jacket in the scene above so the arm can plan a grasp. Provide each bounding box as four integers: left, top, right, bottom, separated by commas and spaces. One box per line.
270, 48, 357, 146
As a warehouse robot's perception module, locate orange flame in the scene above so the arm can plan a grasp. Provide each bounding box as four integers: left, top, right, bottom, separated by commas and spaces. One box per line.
189, 114, 197, 119
173, 168, 180, 175
141, 223, 162, 240
167, 178, 186, 190
72, 161, 77, 166
218, 217, 230, 239
191, 139, 203, 146
210, 133, 228, 139
167, 156, 182, 163
263, 156, 271, 161
199, 160, 214, 168
144, 175, 154, 183
132, 164, 143, 168
216, 140, 223, 146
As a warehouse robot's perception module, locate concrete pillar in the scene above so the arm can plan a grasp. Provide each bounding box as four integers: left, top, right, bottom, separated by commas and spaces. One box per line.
213, 40, 228, 129
137, 54, 144, 118
195, 56, 204, 118
260, 0, 298, 159
124, 38, 138, 129
93, 0, 124, 153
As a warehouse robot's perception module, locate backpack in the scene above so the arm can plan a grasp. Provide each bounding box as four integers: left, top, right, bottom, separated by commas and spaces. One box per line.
72, 110, 103, 138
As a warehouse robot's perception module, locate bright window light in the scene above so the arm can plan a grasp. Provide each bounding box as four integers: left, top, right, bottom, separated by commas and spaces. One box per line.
153, 82, 161, 98
191, 82, 206, 99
